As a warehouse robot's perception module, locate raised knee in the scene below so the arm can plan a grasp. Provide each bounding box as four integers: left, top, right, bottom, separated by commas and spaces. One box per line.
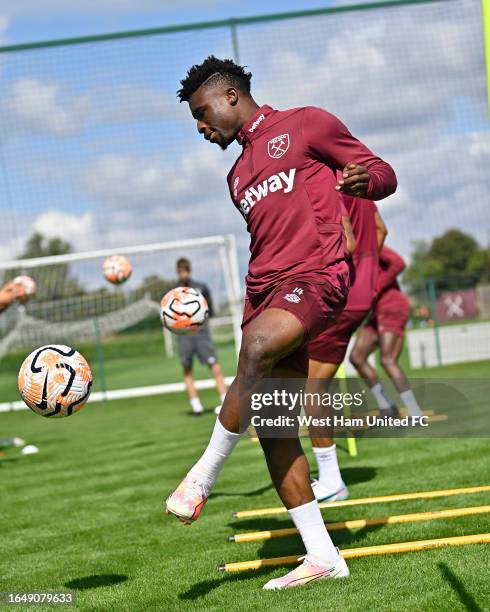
239, 335, 274, 374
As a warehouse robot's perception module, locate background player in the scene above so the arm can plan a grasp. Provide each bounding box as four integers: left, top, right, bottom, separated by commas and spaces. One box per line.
349, 245, 423, 418
0, 280, 27, 313
305, 195, 388, 502
165, 56, 396, 590
0, 280, 32, 452
174, 257, 227, 415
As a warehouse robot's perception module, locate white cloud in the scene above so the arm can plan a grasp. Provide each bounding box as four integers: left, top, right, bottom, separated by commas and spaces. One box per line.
376, 129, 490, 258
81, 147, 234, 213
0, 243, 13, 262
0, 77, 185, 142
77, 145, 246, 252
91, 84, 179, 124
1, 0, 487, 283
0, 14, 9, 44
251, 2, 483, 151
0, 210, 97, 268
238, 0, 488, 261
32, 209, 97, 251
2, 78, 89, 137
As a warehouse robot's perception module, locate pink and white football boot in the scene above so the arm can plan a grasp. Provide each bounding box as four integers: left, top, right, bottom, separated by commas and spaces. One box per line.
262, 550, 349, 590
165, 476, 208, 525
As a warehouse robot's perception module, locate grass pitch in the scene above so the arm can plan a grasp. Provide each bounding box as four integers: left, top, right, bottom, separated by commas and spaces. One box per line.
1, 360, 489, 611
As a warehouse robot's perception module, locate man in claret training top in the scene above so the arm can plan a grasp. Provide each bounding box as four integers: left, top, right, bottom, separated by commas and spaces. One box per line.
350, 246, 423, 419
165, 56, 396, 590
306, 193, 389, 503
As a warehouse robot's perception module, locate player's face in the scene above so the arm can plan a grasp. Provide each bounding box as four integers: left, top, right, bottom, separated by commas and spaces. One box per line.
189, 85, 239, 150
178, 267, 190, 283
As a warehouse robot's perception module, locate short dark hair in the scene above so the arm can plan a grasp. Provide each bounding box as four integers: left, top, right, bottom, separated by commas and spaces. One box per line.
177, 55, 252, 102
176, 257, 191, 271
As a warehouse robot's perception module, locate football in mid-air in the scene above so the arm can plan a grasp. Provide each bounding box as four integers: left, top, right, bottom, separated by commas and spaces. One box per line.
18, 345, 93, 418
13, 275, 37, 300
160, 287, 209, 335
102, 255, 132, 284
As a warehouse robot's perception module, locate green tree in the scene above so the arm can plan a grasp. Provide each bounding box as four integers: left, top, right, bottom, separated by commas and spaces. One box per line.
131, 275, 173, 303
12, 232, 85, 301
404, 229, 488, 296
428, 229, 478, 277
403, 240, 443, 296
20, 233, 72, 259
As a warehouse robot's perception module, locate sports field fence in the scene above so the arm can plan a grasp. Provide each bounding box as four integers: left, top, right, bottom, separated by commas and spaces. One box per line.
0, 0, 489, 404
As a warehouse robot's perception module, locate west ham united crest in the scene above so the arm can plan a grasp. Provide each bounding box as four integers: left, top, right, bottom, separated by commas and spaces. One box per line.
267, 133, 290, 159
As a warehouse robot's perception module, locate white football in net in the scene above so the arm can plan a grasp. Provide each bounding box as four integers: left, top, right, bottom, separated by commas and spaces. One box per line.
160, 287, 209, 335
18, 345, 93, 418
102, 255, 132, 284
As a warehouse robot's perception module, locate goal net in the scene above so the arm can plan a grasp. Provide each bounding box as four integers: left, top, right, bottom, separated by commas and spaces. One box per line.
0, 234, 242, 411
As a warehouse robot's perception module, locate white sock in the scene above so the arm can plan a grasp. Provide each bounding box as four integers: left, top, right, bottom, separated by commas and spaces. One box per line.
188, 418, 241, 492
312, 445, 343, 492
370, 382, 394, 411
288, 500, 339, 564
400, 389, 422, 417
220, 393, 226, 404
190, 397, 203, 413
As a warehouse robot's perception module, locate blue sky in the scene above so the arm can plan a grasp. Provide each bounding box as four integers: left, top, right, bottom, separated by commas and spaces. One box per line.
0, 0, 488, 292
3, 1, 355, 46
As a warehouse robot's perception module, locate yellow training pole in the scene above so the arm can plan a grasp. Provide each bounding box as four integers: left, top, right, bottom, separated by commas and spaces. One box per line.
232, 484, 490, 518
336, 362, 357, 456
229, 504, 490, 543
218, 532, 490, 572
483, 0, 490, 119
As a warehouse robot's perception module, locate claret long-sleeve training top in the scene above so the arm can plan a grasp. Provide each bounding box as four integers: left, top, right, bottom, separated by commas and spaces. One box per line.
342, 195, 379, 311
227, 104, 397, 295
377, 246, 406, 297
375, 246, 408, 312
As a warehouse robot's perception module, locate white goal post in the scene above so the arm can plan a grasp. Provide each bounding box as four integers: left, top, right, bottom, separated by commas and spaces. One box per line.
0, 233, 243, 351
0, 234, 243, 411
0, 234, 242, 352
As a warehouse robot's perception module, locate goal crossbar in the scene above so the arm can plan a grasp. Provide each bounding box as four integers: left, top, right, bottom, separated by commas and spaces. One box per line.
0, 235, 233, 271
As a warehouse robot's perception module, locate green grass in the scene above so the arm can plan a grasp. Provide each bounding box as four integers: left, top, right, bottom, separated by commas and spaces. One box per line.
0, 336, 238, 401
2, 323, 488, 404
1, 359, 489, 611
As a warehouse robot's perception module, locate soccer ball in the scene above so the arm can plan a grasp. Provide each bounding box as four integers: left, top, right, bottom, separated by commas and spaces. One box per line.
102, 255, 132, 284
160, 287, 208, 335
13, 275, 36, 299
18, 345, 93, 418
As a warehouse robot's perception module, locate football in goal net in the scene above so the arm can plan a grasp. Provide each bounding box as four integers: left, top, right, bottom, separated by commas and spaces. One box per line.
0, 234, 242, 411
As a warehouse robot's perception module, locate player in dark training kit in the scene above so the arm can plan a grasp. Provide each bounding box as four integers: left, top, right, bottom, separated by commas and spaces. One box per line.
165, 56, 396, 589
174, 258, 227, 415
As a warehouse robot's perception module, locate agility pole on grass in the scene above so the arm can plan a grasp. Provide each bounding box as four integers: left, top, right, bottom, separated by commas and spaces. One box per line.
337, 362, 357, 457
218, 533, 490, 572
232, 484, 490, 518
229, 504, 490, 542
247, 362, 358, 453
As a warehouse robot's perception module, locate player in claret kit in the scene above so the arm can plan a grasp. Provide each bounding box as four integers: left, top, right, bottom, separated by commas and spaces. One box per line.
306, 194, 388, 502
165, 55, 397, 589
350, 246, 423, 419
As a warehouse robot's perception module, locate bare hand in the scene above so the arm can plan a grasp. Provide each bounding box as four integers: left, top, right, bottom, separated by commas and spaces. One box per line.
335, 162, 370, 197
0, 281, 26, 311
